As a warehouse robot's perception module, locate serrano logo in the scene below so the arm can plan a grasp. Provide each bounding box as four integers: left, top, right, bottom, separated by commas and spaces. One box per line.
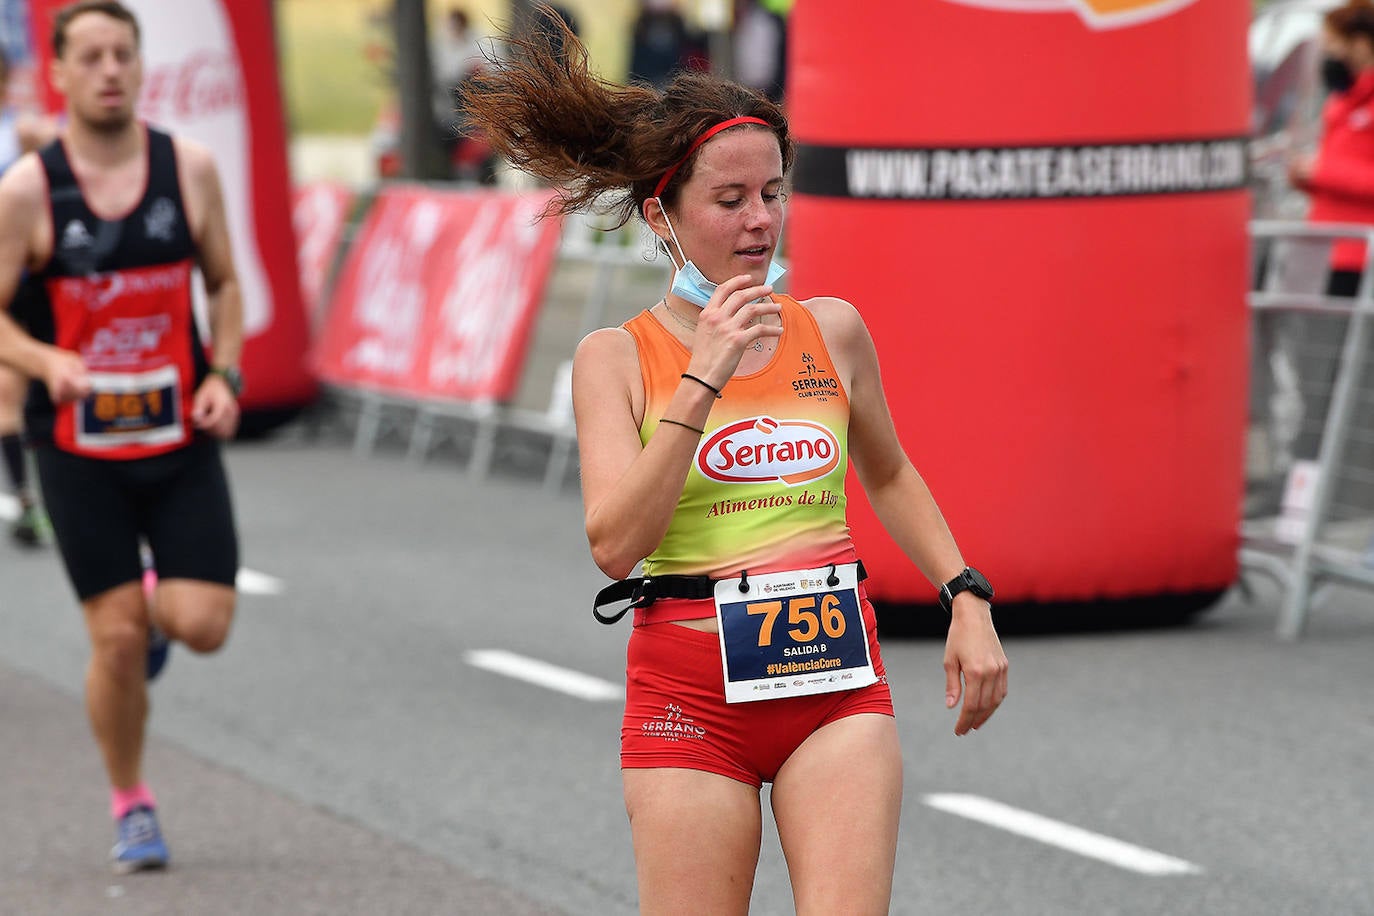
697, 416, 841, 487
939, 0, 1198, 29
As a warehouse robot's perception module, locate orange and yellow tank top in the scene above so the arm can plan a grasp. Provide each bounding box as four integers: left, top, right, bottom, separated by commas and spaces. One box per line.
625, 295, 857, 603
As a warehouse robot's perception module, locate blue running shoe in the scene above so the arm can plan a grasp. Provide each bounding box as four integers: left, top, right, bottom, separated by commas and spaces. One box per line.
111, 806, 169, 874
146, 626, 170, 682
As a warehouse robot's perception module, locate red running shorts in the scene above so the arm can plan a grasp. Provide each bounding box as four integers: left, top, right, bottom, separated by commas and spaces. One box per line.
621, 597, 894, 788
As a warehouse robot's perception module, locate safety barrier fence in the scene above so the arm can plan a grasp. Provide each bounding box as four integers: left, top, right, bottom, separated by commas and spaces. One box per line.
1245, 220, 1374, 638
303, 184, 670, 493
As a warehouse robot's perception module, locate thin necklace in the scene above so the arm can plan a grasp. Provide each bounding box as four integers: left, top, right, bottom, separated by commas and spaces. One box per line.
660, 298, 696, 332
658, 298, 767, 352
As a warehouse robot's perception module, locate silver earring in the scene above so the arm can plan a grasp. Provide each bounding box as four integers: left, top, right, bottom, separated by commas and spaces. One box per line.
641, 224, 665, 263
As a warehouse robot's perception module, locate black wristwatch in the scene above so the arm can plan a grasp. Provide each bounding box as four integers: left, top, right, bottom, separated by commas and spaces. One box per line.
208, 365, 244, 397
938, 567, 994, 613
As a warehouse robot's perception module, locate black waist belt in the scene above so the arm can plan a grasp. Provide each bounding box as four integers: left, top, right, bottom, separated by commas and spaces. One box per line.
593, 560, 868, 625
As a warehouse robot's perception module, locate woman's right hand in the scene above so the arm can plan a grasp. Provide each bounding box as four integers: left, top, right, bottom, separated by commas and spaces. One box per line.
682, 274, 780, 388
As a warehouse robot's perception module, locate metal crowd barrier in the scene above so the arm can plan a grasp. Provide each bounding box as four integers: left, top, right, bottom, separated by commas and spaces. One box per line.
1244, 220, 1374, 638
326, 205, 671, 494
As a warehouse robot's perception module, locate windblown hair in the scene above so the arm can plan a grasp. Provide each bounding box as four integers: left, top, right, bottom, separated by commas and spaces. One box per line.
1327, 0, 1374, 40
461, 5, 792, 227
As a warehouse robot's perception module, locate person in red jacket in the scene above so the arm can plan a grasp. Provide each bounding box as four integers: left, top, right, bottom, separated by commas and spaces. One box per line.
1290, 0, 1374, 295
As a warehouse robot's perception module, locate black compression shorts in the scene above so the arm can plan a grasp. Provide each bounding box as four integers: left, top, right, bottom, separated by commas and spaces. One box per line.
35, 438, 239, 601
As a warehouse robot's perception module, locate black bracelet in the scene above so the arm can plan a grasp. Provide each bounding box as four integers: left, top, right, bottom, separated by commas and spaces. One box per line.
659, 418, 706, 436
680, 373, 723, 399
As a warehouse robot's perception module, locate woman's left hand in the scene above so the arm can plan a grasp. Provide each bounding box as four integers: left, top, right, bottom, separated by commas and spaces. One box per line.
942, 598, 1008, 735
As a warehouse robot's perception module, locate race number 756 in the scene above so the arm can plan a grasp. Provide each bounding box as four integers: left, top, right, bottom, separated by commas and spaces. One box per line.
746, 594, 846, 647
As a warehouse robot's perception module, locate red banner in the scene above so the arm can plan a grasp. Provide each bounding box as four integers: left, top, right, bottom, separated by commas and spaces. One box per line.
292, 183, 355, 319
27, 0, 317, 415
313, 187, 562, 403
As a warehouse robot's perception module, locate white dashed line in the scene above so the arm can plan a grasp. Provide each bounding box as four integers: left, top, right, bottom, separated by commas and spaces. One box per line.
0, 492, 19, 521
465, 649, 624, 702
235, 568, 285, 596
922, 793, 1204, 876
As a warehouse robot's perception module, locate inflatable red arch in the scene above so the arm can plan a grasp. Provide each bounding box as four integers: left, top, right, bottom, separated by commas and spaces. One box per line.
787, 0, 1251, 611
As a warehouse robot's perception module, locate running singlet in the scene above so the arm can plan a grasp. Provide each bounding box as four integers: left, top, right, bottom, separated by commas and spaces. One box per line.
21, 127, 205, 460
626, 295, 856, 584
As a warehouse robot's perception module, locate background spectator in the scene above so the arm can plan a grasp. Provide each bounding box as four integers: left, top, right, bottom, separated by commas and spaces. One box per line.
732, 0, 786, 103
628, 0, 690, 89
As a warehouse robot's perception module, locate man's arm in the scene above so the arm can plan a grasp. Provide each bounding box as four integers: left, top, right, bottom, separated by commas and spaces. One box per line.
178, 138, 243, 371
177, 137, 243, 437
0, 155, 87, 402
0, 155, 45, 374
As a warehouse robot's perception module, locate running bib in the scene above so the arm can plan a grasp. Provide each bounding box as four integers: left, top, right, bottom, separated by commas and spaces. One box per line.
714, 562, 877, 704
76, 366, 186, 450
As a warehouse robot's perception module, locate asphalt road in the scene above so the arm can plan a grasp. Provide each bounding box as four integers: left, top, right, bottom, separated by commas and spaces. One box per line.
2, 436, 1372, 915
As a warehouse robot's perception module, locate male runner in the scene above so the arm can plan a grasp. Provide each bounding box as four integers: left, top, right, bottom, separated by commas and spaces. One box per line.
0, 45, 58, 545
0, 0, 244, 873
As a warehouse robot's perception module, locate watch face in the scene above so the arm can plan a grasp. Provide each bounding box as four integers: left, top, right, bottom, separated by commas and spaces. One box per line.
966, 567, 993, 598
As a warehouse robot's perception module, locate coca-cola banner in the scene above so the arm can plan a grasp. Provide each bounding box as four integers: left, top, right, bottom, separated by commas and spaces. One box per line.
292, 182, 354, 318
27, 0, 317, 415
314, 186, 562, 403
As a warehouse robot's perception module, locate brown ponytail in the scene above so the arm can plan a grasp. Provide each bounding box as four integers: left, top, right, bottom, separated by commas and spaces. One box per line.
1326, 0, 1374, 41
460, 4, 792, 227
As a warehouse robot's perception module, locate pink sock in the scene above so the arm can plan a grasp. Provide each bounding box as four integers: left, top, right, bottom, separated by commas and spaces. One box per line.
111, 783, 157, 820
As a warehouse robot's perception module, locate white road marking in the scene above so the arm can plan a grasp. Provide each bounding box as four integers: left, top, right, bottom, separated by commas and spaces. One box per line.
465, 649, 624, 702
3, 492, 283, 596
236, 568, 285, 596
922, 793, 1204, 876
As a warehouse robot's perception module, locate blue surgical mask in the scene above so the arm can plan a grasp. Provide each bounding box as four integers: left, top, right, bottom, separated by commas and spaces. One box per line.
657, 200, 786, 309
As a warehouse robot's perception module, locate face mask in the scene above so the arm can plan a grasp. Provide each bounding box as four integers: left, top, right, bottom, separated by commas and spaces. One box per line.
656, 199, 786, 309
1322, 56, 1355, 93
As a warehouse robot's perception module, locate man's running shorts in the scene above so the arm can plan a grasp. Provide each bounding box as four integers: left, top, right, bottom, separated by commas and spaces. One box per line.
36, 438, 238, 601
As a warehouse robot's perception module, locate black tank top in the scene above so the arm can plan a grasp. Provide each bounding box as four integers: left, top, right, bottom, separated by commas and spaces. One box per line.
21, 127, 207, 457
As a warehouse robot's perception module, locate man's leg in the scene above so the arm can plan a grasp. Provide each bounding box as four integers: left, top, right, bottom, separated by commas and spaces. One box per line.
35, 445, 168, 871
152, 580, 235, 654
81, 582, 152, 791
0, 367, 44, 547
81, 580, 170, 873
142, 440, 239, 658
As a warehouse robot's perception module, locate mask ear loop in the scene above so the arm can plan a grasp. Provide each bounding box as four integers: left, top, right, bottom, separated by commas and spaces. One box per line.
651, 196, 689, 271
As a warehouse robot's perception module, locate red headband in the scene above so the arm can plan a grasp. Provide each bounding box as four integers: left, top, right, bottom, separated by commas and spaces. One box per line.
651, 116, 770, 199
